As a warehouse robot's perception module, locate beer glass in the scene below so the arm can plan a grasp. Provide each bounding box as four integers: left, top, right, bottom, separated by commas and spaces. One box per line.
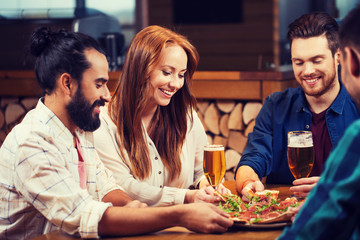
203, 144, 226, 189
287, 131, 315, 179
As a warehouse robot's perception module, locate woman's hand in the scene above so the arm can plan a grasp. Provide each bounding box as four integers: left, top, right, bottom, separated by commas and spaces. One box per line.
185, 184, 231, 204
194, 186, 221, 203
215, 183, 232, 195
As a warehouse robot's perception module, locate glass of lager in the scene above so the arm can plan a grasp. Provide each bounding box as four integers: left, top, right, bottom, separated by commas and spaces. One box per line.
287, 131, 315, 179
203, 144, 226, 189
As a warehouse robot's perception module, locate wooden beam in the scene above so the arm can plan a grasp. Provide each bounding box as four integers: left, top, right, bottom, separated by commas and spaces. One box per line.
0, 70, 296, 101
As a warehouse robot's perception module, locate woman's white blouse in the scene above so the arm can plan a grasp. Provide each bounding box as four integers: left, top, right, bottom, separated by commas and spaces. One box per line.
93, 107, 208, 206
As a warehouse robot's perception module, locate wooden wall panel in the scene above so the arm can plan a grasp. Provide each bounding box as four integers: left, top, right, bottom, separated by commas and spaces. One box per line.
148, 0, 276, 71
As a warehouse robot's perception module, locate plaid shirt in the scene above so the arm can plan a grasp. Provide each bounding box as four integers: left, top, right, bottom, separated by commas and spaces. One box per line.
0, 99, 120, 239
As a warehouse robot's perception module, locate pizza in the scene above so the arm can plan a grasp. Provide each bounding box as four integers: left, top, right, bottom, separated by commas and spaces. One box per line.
217, 189, 300, 224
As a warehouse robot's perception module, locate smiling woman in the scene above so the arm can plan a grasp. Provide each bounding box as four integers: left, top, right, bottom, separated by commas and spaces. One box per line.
93, 25, 230, 207
146, 44, 187, 112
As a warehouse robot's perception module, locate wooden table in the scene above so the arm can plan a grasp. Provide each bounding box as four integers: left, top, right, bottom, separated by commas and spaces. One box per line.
31, 182, 291, 240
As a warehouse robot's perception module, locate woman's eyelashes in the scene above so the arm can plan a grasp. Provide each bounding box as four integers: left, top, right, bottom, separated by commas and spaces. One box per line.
162, 70, 185, 79
162, 70, 171, 76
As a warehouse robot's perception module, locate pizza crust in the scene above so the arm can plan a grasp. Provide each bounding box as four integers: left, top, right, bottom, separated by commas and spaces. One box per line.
255, 212, 293, 224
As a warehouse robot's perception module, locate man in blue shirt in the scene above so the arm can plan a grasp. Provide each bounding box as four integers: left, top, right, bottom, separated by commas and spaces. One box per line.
278, 5, 360, 239
235, 12, 359, 199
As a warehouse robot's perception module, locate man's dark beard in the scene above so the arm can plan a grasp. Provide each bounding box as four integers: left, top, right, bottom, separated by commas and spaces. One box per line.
66, 87, 105, 132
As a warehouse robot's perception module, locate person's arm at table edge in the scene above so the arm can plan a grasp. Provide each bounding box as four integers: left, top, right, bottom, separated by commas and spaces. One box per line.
98, 206, 172, 236
98, 203, 233, 236
234, 95, 275, 196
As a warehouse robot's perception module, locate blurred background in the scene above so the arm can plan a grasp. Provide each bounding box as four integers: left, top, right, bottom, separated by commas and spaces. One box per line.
0, 0, 359, 71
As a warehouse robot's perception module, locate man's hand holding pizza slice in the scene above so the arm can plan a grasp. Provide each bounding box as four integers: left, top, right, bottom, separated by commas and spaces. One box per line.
240, 180, 265, 201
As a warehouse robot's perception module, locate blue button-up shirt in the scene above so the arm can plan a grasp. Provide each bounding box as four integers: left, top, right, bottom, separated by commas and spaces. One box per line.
236, 83, 359, 184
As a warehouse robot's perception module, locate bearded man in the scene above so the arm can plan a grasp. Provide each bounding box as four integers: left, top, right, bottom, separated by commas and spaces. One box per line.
0, 27, 232, 239
279, 5, 360, 239
235, 12, 360, 199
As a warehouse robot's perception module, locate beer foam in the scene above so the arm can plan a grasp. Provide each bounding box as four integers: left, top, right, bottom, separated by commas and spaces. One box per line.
287, 131, 313, 148
288, 144, 313, 148
288, 135, 313, 147
204, 145, 224, 151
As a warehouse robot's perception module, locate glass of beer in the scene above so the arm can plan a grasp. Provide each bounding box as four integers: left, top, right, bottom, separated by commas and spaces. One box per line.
203, 144, 226, 189
287, 131, 315, 179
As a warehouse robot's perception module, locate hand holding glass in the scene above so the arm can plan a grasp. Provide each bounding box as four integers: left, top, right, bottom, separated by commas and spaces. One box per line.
287, 131, 315, 179
203, 144, 226, 189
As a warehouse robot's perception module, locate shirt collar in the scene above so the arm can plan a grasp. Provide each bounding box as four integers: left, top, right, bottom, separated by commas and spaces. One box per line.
36, 98, 76, 151
294, 81, 347, 115
328, 81, 347, 115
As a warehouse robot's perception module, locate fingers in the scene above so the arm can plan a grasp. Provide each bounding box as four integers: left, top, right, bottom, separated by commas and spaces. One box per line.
289, 184, 313, 193
254, 180, 265, 192
204, 205, 233, 233
201, 219, 233, 233
198, 178, 210, 189
292, 191, 309, 198
290, 177, 318, 197
210, 203, 230, 218
203, 186, 215, 194
241, 184, 253, 201
292, 176, 320, 186
183, 203, 233, 233
214, 217, 234, 232
241, 180, 264, 201
194, 187, 221, 203
241, 185, 252, 201
196, 185, 231, 203
289, 202, 304, 222
216, 184, 232, 195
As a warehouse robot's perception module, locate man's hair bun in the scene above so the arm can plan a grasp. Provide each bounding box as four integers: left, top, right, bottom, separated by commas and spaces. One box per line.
29, 27, 54, 57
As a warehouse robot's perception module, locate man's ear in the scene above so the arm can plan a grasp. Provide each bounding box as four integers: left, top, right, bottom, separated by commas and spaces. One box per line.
348, 47, 360, 78
335, 48, 341, 65
59, 73, 74, 96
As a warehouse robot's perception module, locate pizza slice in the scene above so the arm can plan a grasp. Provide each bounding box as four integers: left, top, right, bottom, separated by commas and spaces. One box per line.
217, 189, 300, 225
252, 197, 300, 224
247, 189, 279, 205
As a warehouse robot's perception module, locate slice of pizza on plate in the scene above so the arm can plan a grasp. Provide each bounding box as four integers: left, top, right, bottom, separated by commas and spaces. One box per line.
246, 189, 279, 205
217, 190, 300, 225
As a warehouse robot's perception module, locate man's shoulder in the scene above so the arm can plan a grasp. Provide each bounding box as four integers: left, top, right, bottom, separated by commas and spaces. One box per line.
5, 108, 57, 146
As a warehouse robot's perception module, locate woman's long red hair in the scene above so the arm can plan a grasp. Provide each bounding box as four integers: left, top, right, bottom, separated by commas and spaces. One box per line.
109, 25, 199, 180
